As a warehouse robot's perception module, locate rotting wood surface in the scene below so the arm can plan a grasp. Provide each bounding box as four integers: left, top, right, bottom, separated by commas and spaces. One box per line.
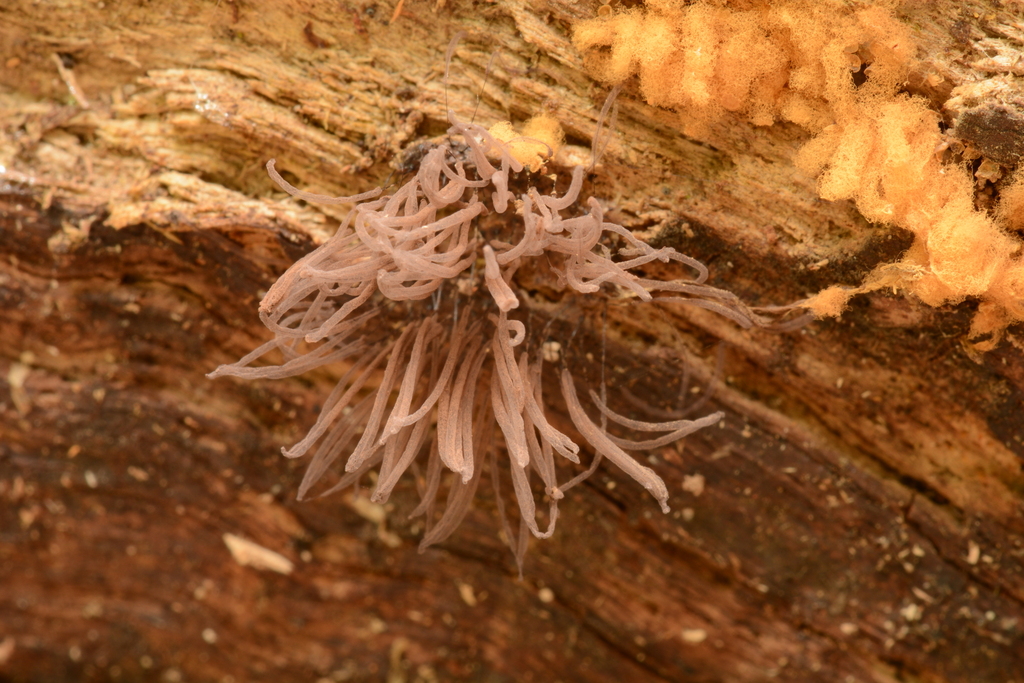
1, 0, 1023, 681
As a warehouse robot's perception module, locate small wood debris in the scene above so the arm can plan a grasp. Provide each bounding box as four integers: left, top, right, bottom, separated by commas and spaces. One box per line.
222, 533, 294, 574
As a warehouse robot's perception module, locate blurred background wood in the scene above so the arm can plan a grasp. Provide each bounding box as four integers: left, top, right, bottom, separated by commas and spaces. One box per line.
1, 1, 1023, 681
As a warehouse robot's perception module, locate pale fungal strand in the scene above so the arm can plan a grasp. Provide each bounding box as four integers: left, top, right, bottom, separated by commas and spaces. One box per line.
209, 94, 800, 572
560, 369, 671, 514
483, 245, 519, 312
266, 159, 382, 205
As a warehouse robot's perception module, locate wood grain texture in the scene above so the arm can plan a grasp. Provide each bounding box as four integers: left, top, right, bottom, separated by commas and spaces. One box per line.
1, 0, 1023, 681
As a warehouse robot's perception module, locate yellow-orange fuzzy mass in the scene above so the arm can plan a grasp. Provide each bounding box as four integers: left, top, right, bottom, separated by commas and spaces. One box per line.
488, 115, 565, 173
574, 0, 1024, 340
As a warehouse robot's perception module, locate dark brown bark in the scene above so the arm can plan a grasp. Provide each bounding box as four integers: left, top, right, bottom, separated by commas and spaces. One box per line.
2, 1, 1023, 682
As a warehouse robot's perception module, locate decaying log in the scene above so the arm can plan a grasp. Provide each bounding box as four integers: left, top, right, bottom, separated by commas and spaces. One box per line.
2, 1, 1023, 681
